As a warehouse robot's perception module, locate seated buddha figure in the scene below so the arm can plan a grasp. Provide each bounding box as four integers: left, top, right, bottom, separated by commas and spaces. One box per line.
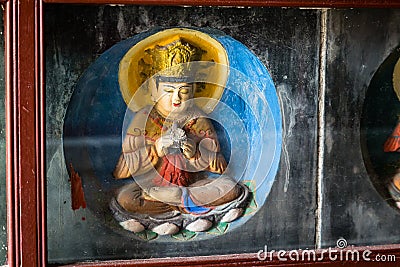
384, 118, 400, 208
110, 36, 249, 235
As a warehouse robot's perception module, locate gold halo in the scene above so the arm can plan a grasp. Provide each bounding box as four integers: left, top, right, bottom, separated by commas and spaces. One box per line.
119, 28, 229, 113
393, 57, 400, 100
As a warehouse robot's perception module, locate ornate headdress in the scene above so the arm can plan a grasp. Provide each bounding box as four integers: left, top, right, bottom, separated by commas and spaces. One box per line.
119, 28, 229, 113
139, 39, 205, 81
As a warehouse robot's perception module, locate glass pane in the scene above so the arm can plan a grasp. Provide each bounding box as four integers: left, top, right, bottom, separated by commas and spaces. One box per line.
0, 10, 6, 265
46, 5, 318, 264
46, 5, 400, 265
322, 9, 400, 249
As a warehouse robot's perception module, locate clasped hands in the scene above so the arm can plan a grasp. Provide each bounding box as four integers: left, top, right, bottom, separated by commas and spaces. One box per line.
155, 131, 196, 159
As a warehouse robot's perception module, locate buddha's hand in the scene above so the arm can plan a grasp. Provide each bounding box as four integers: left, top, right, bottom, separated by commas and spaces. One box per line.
181, 138, 196, 159
155, 134, 174, 157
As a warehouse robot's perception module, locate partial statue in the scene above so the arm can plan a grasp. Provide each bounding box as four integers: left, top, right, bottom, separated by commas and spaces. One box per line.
110, 28, 250, 235
385, 58, 400, 208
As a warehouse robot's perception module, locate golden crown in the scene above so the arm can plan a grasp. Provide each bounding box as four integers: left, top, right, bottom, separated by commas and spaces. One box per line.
119, 28, 229, 113
138, 39, 205, 82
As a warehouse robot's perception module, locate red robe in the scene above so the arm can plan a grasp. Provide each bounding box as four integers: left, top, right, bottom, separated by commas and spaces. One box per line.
384, 121, 400, 152
113, 106, 227, 186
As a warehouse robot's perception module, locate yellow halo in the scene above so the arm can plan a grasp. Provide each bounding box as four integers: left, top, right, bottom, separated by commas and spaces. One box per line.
393, 58, 400, 101
119, 28, 229, 114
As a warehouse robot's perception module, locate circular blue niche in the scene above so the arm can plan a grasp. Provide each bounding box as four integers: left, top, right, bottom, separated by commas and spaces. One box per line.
63, 27, 282, 241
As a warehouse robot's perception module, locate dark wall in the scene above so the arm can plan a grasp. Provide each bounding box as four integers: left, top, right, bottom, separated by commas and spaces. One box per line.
323, 9, 400, 247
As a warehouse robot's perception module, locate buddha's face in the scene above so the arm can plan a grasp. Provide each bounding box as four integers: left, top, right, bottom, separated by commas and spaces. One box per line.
152, 81, 195, 118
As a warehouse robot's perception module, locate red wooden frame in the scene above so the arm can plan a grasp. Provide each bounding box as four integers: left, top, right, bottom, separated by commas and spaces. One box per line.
5, 0, 45, 266
4, 1, 400, 266
41, 0, 400, 7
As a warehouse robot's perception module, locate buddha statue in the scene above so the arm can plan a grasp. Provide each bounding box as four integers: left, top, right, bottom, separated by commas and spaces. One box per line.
110, 31, 249, 235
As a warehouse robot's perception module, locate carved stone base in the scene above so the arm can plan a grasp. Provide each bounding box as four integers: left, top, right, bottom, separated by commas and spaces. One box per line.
110, 183, 250, 235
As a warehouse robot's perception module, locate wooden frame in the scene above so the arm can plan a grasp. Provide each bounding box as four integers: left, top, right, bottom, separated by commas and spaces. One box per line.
6, 0, 45, 266
5, 1, 400, 266
40, 0, 400, 7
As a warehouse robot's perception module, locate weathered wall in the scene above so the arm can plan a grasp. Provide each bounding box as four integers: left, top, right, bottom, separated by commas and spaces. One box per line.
322, 9, 400, 247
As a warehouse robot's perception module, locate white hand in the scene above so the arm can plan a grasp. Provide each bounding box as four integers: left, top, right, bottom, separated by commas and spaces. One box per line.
181, 138, 196, 159
155, 134, 174, 157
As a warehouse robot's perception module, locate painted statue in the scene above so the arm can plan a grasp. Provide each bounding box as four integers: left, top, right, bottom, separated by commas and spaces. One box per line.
110, 28, 249, 235
385, 58, 400, 207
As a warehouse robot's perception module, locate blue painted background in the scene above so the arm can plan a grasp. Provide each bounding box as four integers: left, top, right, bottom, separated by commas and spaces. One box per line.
63, 27, 282, 236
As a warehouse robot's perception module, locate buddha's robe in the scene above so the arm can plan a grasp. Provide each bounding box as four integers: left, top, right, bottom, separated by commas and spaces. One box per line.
112, 106, 240, 215
113, 106, 227, 182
